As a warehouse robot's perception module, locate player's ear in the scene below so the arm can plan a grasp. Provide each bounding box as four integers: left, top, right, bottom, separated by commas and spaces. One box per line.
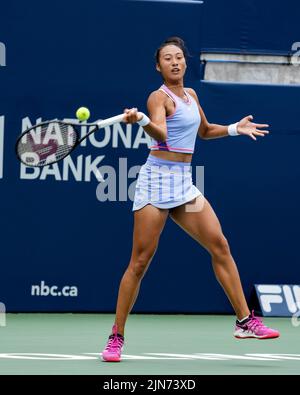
156, 63, 161, 73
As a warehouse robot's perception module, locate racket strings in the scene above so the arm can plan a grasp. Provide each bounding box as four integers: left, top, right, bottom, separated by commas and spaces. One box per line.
17, 122, 78, 167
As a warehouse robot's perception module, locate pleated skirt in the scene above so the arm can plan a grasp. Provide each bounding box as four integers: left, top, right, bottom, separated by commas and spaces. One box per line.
132, 155, 202, 211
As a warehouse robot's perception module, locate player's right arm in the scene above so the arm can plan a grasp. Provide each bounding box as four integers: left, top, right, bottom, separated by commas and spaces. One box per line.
123, 91, 167, 142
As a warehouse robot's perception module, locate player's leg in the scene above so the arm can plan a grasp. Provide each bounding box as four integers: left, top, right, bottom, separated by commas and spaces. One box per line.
170, 196, 249, 320
169, 196, 280, 339
102, 205, 168, 361
115, 205, 168, 335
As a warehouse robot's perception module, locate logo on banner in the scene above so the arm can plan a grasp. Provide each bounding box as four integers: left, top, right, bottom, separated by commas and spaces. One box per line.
291, 42, 300, 66
9, 116, 206, 207
18, 117, 151, 183
0, 42, 6, 66
0, 302, 6, 327
255, 284, 300, 316
31, 280, 78, 297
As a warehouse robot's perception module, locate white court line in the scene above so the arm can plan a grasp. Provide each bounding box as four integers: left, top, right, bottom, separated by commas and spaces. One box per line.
247, 353, 300, 361
0, 353, 299, 361
0, 353, 96, 360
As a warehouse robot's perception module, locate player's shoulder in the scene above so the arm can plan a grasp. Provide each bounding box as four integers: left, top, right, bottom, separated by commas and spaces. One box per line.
147, 89, 168, 105
148, 89, 167, 99
185, 87, 198, 100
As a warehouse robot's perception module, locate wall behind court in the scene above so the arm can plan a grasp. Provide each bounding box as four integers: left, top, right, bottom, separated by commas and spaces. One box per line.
0, 0, 299, 313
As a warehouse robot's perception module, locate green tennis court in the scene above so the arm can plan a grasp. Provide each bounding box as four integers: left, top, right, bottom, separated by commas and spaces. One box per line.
0, 314, 299, 375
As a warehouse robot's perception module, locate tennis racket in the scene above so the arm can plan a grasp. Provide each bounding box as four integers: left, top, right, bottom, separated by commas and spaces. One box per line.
15, 114, 124, 167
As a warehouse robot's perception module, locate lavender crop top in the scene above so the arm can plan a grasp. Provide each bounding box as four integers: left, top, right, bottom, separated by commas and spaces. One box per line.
150, 84, 201, 154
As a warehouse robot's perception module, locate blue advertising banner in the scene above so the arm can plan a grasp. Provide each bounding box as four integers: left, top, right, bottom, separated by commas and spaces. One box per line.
1, 0, 299, 312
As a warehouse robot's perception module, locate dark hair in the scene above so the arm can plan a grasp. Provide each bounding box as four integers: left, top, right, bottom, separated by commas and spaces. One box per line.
155, 36, 188, 63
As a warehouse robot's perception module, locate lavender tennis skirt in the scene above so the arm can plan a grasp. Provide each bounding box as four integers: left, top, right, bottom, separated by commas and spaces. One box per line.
132, 155, 202, 211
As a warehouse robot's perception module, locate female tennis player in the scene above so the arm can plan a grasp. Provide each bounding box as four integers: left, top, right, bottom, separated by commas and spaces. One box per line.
102, 37, 280, 362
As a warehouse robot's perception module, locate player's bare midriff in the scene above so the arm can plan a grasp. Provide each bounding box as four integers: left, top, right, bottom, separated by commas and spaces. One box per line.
150, 150, 192, 163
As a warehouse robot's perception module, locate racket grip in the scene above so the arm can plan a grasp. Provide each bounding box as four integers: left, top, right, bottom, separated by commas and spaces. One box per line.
96, 114, 124, 128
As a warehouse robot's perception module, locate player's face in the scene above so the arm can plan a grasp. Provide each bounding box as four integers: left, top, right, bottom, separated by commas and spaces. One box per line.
156, 45, 187, 81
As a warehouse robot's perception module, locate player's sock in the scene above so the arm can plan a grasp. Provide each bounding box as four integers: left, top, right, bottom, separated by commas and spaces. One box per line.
236, 314, 251, 325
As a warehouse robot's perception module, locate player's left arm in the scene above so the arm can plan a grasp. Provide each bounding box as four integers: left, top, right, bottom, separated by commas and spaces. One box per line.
186, 88, 270, 141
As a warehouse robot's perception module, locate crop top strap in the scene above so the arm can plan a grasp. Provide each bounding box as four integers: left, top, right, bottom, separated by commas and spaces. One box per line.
159, 84, 177, 105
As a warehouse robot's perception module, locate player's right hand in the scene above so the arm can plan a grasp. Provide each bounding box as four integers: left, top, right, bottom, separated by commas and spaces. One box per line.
123, 108, 143, 124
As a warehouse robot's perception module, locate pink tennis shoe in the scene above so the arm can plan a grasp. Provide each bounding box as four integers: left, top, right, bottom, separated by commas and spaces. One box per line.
234, 311, 280, 339
101, 324, 124, 362
101, 312, 279, 362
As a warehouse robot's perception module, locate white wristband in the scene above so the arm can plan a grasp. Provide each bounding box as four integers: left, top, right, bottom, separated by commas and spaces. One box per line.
228, 122, 239, 136
137, 113, 150, 127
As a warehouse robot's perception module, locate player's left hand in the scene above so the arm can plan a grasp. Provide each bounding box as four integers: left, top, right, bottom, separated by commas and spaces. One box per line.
237, 115, 269, 141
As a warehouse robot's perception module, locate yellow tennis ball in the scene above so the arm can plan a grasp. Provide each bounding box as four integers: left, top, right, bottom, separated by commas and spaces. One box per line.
76, 107, 90, 121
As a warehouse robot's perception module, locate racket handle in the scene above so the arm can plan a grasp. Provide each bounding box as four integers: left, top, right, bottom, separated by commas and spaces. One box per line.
96, 114, 124, 128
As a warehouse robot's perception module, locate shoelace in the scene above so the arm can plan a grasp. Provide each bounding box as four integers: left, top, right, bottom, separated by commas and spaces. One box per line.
247, 316, 265, 331
105, 334, 123, 351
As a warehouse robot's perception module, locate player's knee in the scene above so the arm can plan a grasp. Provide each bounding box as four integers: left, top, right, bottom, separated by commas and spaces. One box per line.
209, 235, 231, 258
130, 248, 156, 279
